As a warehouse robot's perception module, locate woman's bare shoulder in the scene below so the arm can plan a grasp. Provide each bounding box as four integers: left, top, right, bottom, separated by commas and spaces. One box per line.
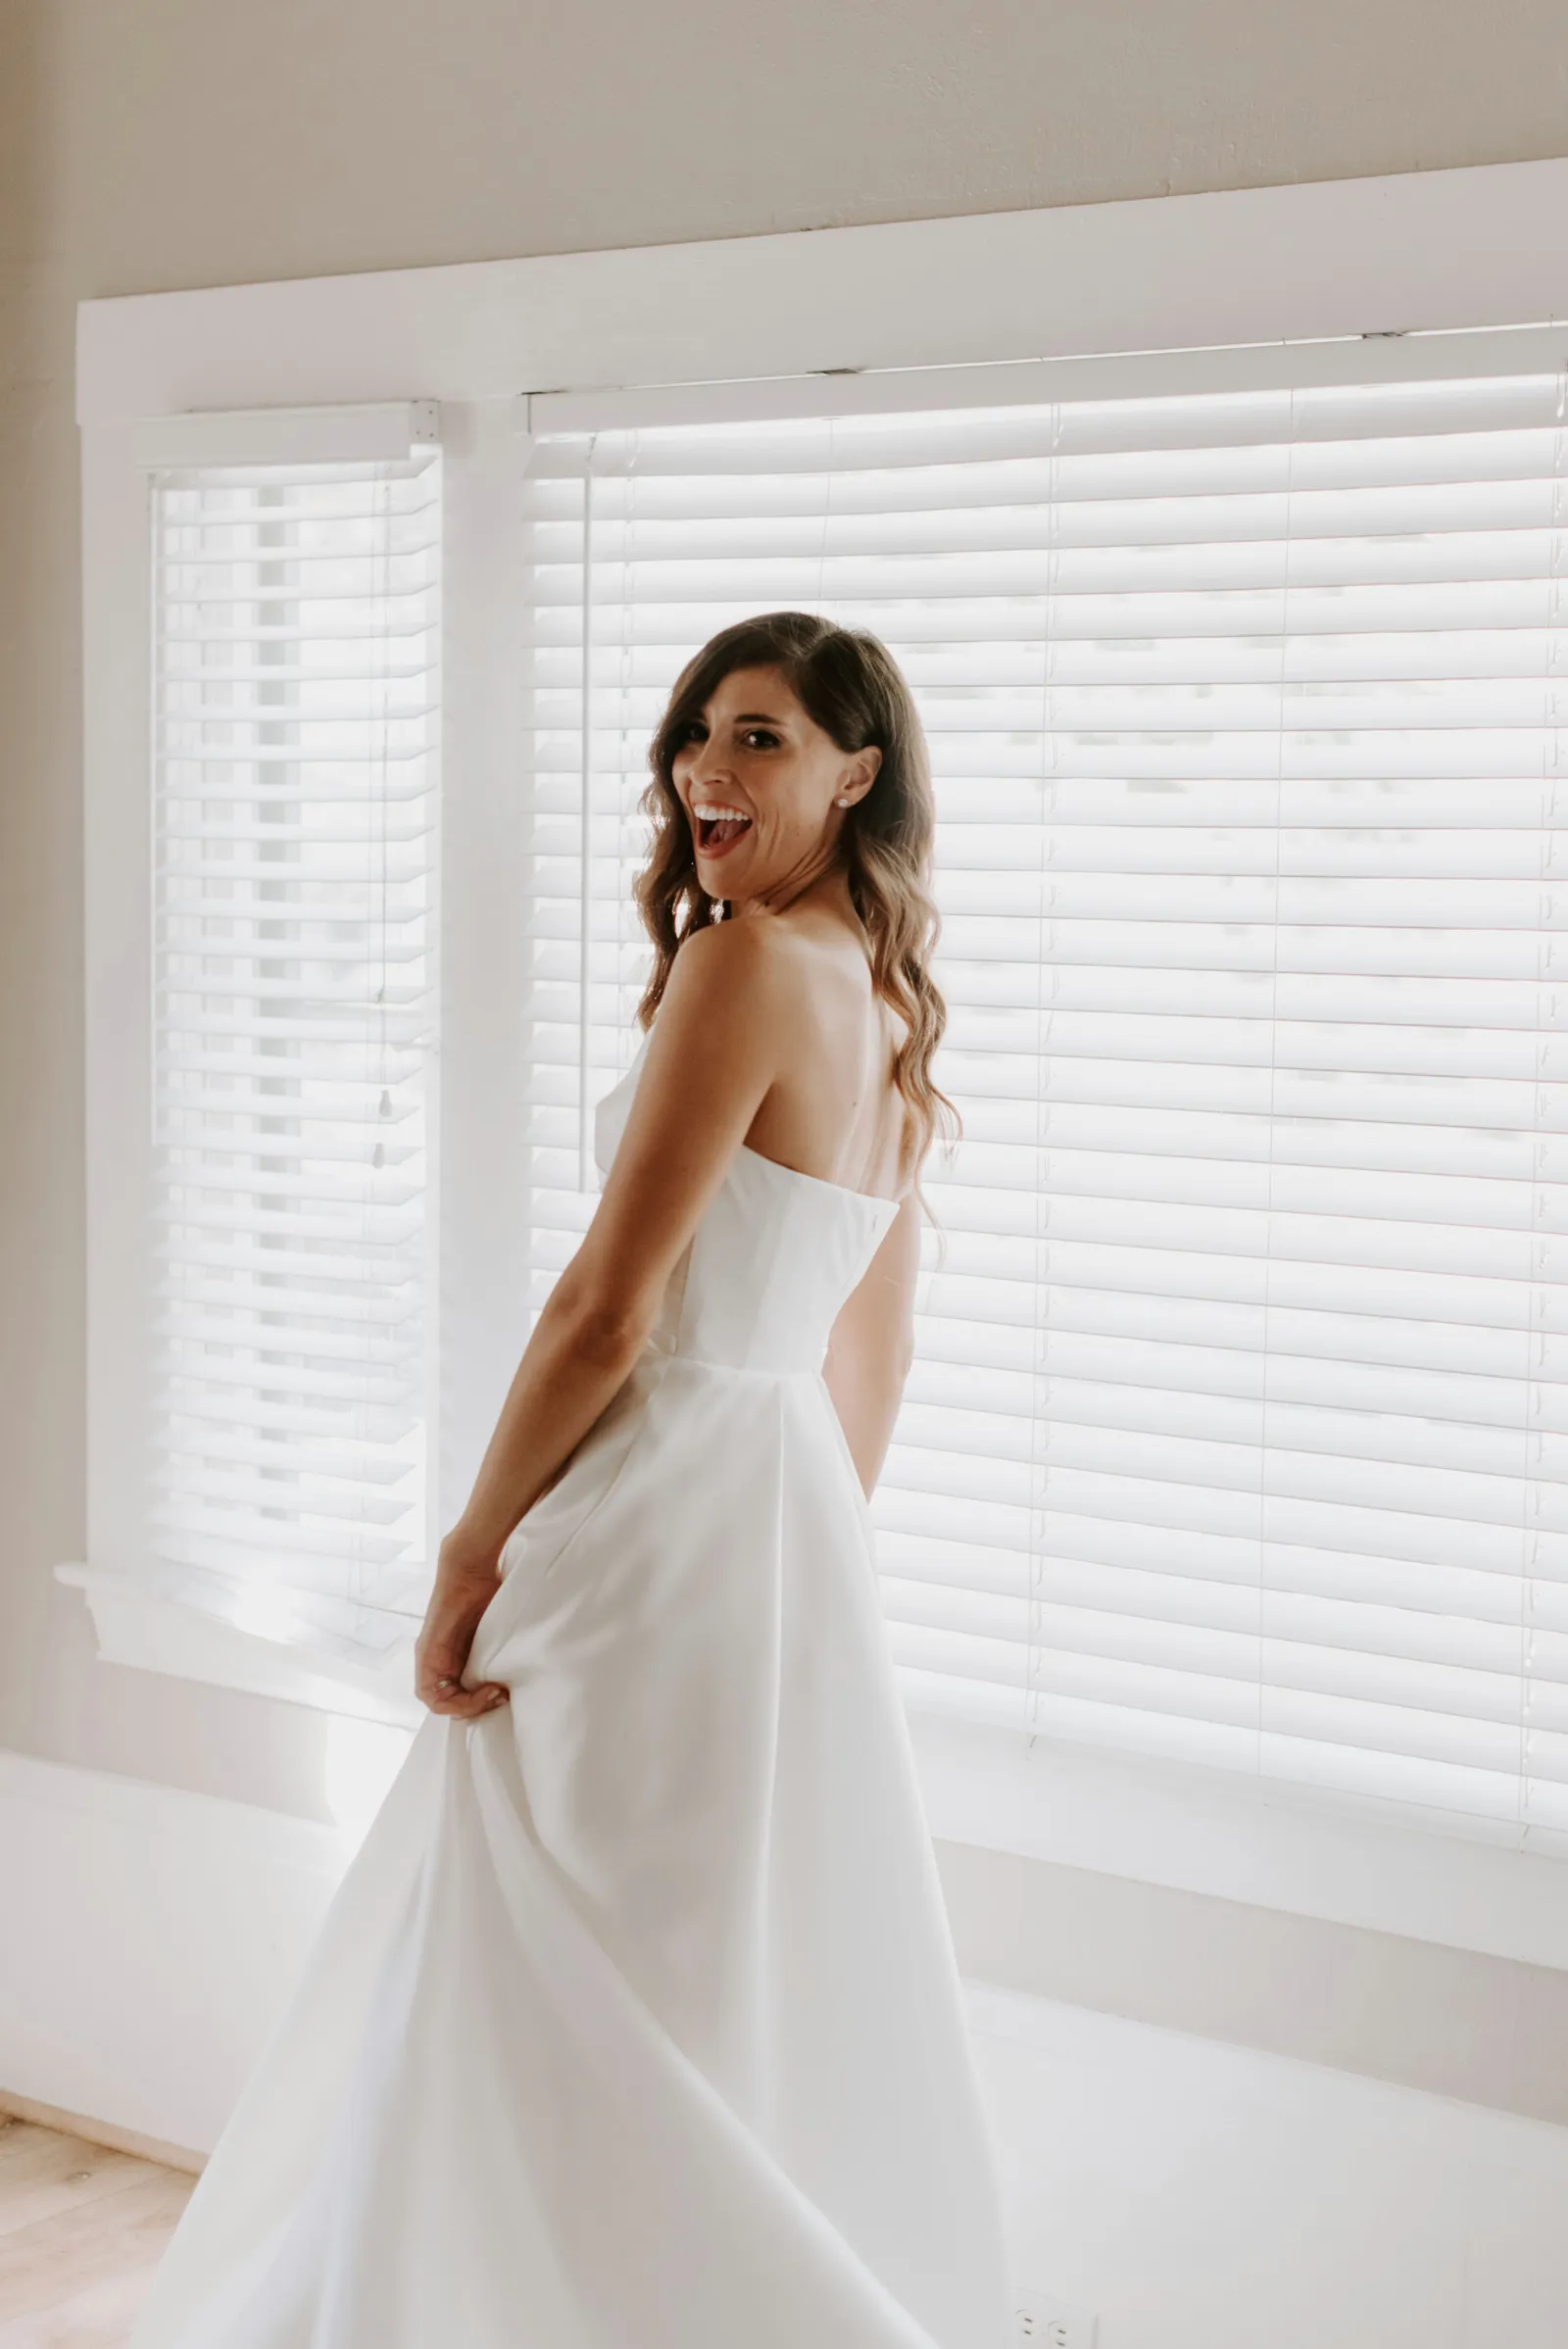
662, 915, 824, 1032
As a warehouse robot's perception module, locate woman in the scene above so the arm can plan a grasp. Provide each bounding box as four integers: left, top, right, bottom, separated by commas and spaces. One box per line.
129, 612, 1014, 2349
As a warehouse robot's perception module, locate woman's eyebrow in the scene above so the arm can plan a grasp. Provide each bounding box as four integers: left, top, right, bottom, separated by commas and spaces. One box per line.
727, 710, 787, 725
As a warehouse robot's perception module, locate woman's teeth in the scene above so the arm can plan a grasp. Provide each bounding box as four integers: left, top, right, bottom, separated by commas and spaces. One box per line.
694, 805, 753, 855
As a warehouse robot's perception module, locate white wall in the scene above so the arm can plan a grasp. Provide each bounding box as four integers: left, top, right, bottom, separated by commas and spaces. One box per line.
7, 1749, 1565, 2349
0, 1751, 349, 2153
978, 1983, 1568, 2349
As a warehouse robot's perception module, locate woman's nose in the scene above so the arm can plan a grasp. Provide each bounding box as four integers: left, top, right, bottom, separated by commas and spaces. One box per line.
688, 744, 730, 788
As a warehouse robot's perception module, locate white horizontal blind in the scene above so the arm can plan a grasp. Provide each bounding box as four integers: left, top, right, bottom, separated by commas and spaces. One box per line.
521, 352, 1568, 1847
150, 449, 440, 1660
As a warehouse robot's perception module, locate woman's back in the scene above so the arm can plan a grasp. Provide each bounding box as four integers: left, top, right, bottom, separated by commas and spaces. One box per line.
731, 913, 913, 1206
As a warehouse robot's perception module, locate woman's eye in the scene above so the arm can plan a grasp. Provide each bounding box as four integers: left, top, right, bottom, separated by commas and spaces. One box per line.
678, 721, 707, 745
741, 729, 779, 750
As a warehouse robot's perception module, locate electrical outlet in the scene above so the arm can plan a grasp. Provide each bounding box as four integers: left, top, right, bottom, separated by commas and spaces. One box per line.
1014, 2284, 1097, 2348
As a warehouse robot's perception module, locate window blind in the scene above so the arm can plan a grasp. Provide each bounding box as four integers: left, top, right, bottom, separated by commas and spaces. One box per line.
520, 351, 1568, 1846
149, 446, 440, 1663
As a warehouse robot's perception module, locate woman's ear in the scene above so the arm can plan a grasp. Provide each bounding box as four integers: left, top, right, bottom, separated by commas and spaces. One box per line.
834, 745, 882, 808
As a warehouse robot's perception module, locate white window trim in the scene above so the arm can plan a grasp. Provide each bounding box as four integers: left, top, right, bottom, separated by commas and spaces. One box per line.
69, 154, 1568, 1959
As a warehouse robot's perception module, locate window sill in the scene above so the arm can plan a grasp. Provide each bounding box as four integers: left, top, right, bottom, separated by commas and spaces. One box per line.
56, 1565, 423, 1730
906, 1707, 1568, 1976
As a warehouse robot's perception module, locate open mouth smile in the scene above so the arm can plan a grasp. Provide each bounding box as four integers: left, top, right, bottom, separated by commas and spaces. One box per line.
692, 801, 754, 858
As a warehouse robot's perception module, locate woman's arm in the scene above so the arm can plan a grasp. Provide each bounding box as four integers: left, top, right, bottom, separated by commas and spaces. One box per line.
416, 919, 793, 1717
820, 1191, 921, 1497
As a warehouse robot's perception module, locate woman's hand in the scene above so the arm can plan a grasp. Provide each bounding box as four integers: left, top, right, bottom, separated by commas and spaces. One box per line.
414, 1537, 512, 1720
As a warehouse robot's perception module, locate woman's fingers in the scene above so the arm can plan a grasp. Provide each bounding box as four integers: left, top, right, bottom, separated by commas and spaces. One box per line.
415, 1638, 510, 1717
420, 1675, 511, 1720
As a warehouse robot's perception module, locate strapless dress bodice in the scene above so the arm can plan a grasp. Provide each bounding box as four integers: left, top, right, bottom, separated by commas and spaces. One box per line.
593, 1041, 901, 1377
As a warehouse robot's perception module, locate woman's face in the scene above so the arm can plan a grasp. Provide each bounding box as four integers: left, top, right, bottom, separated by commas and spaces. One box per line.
669, 664, 880, 905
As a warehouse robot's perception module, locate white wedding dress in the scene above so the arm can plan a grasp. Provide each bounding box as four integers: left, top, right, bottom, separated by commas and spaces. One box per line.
129, 1039, 1014, 2349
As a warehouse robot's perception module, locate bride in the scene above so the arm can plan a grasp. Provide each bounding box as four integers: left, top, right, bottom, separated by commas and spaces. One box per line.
129, 611, 1015, 2349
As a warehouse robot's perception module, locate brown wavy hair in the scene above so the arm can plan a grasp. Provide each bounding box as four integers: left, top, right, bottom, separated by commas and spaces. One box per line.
634, 611, 957, 1187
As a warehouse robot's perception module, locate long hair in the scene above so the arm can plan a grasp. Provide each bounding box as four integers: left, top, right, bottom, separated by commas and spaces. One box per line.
633, 611, 957, 1186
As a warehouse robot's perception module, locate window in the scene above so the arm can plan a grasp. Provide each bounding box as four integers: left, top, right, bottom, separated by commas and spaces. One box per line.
521, 357, 1568, 1842
139, 418, 441, 1665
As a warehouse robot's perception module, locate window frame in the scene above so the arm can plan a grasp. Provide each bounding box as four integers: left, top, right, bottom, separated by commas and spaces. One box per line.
66, 156, 1568, 1953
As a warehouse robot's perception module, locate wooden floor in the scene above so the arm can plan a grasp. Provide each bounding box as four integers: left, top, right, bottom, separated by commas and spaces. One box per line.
0, 2118, 193, 2349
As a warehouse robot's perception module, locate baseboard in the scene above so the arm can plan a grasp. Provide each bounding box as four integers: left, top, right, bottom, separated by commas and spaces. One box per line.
0, 2085, 205, 2175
